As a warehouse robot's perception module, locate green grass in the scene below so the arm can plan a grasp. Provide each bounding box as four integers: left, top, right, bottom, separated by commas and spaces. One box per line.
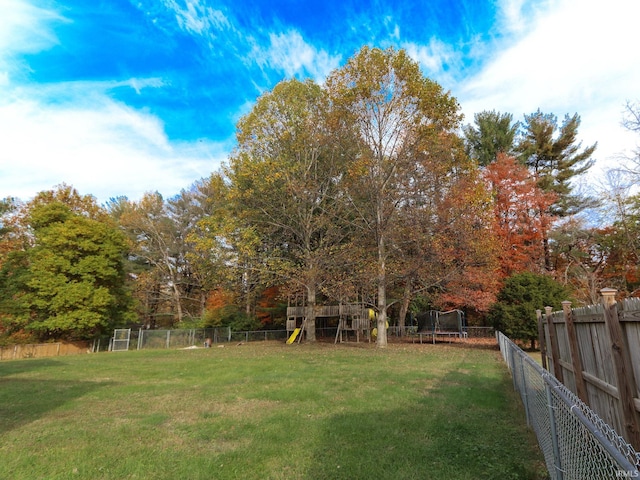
0, 342, 548, 480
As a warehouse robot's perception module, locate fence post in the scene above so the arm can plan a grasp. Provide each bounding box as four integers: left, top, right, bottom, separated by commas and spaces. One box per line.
166, 330, 171, 349
537, 309, 548, 370
563, 300, 588, 404
544, 375, 564, 480
546, 306, 564, 383
518, 351, 531, 427
601, 288, 640, 450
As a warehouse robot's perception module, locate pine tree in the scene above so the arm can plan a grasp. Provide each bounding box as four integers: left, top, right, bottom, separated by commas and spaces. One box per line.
516, 110, 596, 217
463, 110, 519, 166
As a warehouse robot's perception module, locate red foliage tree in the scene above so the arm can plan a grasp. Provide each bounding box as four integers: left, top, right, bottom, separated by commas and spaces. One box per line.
432, 174, 502, 314
255, 286, 286, 327
483, 153, 556, 278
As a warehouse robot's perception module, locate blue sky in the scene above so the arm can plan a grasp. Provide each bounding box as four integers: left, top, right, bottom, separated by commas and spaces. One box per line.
1, 0, 639, 204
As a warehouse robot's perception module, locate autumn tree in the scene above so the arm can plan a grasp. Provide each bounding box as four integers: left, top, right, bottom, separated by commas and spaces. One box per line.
483, 153, 555, 277
548, 218, 610, 305
0, 198, 30, 341
189, 172, 267, 322
430, 173, 501, 314
516, 110, 596, 270
326, 46, 465, 346
0, 186, 136, 341
620, 100, 640, 177
463, 110, 519, 166
0, 197, 21, 270
113, 190, 208, 327
587, 171, 640, 297
225, 78, 347, 341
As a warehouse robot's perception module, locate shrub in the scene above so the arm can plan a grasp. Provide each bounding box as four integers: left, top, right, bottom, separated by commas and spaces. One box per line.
488, 271, 570, 348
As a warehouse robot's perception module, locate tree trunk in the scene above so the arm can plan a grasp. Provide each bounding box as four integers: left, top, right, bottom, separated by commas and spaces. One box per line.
376, 232, 388, 347
172, 281, 183, 323
306, 284, 317, 342
167, 263, 183, 323
543, 235, 551, 271
398, 279, 412, 336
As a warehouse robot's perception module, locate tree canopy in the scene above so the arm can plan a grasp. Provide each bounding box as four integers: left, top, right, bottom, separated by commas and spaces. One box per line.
463, 110, 519, 166
1, 49, 638, 345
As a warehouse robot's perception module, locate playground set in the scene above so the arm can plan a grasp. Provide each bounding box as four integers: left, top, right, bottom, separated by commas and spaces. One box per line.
285, 293, 466, 344
286, 302, 374, 344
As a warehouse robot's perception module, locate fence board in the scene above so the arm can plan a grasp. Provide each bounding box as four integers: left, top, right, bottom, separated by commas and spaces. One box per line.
625, 321, 640, 400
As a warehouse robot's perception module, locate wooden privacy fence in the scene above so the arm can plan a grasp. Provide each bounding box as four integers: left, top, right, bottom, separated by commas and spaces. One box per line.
538, 288, 640, 450
0, 342, 89, 360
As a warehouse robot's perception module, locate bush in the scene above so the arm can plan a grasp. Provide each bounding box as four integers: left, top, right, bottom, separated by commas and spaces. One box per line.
488, 272, 570, 348
202, 304, 262, 332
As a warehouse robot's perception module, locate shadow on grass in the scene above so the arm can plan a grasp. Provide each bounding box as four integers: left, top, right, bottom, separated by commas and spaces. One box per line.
306, 368, 547, 480
0, 375, 105, 435
0, 358, 63, 377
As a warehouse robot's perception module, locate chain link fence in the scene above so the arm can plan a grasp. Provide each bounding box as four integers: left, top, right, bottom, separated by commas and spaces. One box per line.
109, 326, 495, 351
135, 327, 231, 350
111, 327, 290, 351
498, 331, 640, 479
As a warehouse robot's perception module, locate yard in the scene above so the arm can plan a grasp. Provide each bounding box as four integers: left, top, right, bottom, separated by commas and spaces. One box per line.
0, 342, 547, 479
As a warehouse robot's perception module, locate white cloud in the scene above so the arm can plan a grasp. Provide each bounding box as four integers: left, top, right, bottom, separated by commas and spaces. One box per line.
0, 0, 67, 83
0, 0, 225, 204
250, 30, 342, 84
0, 0, 64, 53
457, 0, 640, 169
495, 0, 543, 34
402, 38, 462, 85
162, 0, 230, 35
0, 83, 226, 203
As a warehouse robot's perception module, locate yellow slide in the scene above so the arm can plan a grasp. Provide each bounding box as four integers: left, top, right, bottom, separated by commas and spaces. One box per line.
286, 328, 301, 344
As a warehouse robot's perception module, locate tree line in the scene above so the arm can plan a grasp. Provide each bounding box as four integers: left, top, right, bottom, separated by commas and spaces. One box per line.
2, 47, 640, 347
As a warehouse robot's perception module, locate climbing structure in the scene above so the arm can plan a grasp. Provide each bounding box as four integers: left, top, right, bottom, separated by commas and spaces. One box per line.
285, 297, 371, 343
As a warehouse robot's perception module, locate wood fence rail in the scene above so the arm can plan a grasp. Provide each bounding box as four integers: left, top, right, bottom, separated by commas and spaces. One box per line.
538, 289, 640, 450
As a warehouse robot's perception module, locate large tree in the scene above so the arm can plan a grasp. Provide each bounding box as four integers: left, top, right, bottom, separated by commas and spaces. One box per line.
190, 172, 267, 321
0, 197, 20, 270
516, 110, 596, 217
516, 110, 597, 270
620, 100, 640, 177
429, 172, 501, 314
225, 79, 347, 341
483, 153, 555, 276
11, 200, 135, 340
587, 171, 640, 298
326, 46, 465, 346
113, 189, 209, 328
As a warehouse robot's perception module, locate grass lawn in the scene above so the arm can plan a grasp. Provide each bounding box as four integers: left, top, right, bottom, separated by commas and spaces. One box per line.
0, 341, 548, 480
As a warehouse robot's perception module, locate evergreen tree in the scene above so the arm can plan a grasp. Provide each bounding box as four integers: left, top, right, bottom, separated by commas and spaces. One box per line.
488, 271, 570, 349
463, 110, 519, 166
516, 110, 597, 217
